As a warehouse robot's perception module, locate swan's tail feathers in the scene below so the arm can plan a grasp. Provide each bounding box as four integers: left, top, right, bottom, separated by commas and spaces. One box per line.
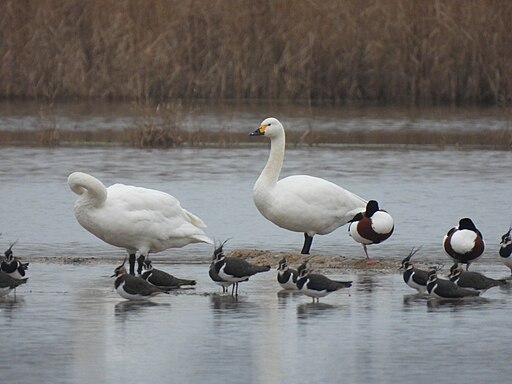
182, 209, 208, 229
194, 234, 214, 245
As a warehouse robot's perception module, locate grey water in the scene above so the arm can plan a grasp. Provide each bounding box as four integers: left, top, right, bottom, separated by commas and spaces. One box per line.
1, 263, 512, 384
1, 104, 512, 383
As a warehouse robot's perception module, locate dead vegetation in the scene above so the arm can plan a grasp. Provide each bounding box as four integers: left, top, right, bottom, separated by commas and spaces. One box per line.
0, 0, 511, 105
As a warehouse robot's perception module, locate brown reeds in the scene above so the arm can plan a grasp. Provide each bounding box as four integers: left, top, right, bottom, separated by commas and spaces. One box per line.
0, 0, 511, 105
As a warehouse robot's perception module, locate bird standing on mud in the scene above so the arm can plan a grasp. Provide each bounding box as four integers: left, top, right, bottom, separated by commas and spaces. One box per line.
68, 172, 213, 275
211, 241, 270, 296
348, 200, 394, 263
250, 117, 368, 254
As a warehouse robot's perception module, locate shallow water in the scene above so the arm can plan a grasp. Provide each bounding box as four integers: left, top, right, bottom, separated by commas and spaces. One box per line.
0, 145, 511, 263
1, 262, 511, 384
1, 104, 512, 383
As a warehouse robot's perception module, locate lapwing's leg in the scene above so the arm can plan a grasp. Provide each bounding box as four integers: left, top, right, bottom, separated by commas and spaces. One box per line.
128, 253, 136, 275
136, 255, 145, 275
301, 233, 313, 254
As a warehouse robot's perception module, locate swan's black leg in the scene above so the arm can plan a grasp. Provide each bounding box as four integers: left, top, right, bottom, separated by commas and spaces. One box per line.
301, 233, 313, 254
136, 255, 145, 275
128, 253, 136, 275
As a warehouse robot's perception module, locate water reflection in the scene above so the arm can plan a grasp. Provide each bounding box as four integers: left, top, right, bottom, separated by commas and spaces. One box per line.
114, 300, 166, 319
0, 297, 25, 322
296, 302, 340, 319
426, 296, 492, 311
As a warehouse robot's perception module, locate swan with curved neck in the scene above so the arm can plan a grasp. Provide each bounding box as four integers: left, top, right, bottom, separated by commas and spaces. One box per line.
249, 117, 367, 254
68, 172, 213, 275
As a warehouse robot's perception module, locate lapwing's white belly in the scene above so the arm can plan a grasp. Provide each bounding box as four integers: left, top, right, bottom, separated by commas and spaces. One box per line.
116, 281, 149, 301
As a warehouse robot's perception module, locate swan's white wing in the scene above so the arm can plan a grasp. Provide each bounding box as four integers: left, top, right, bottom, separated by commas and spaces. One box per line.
77, 184, 211, 252
258, 175, 366, 235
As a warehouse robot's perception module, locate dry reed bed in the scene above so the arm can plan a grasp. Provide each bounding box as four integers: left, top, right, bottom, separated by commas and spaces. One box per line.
1, 0, 511, 105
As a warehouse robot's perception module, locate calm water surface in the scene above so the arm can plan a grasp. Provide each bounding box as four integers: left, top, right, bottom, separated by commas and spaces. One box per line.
1, 105, 511, 383
1, 263, 511, 384
0, 145, 510, 262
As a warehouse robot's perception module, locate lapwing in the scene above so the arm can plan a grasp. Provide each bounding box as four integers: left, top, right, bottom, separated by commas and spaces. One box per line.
209, 261, 232, 293
1, 241, 29, 280
448, 263, 507, 293
499, 227, 512, 276
426, 270, 480, 299
141, 260, 196, 289
0, 271, 28, 297
111, 259, 170, 300
443, 218, 485, 270
348, 200, 394, 263
295, 261, 352, 302
277, 257, 298, 290
211, 242, 270, 296
68, 171, 213, 276
399, 247, 429, 294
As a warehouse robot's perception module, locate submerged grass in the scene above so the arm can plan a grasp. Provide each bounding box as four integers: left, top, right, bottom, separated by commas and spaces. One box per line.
1, 0, 511, 105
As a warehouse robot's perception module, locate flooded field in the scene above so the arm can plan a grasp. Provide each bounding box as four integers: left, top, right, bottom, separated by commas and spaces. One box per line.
1, 103, 512, 383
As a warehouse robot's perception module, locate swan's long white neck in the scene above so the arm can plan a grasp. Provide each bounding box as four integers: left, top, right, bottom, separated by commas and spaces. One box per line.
255, 129, 285, 189
68, 172, 107, 208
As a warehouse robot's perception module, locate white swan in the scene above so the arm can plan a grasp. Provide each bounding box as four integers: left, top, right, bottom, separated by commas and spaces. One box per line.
250, 117, 367, 254
68, 172, 213, 274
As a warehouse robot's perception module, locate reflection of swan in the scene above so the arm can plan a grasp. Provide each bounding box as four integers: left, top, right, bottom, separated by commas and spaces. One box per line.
250, 117, 367, 254
68, 172, 213, 275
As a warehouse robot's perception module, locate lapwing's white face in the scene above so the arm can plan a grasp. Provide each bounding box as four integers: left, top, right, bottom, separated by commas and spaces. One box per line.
278, 259, 288, 272
142, 262, 153, 273
401, 262, 413, 272
501, 231, 512, 247
112, 265, 127, 277
427, 273, 437, 284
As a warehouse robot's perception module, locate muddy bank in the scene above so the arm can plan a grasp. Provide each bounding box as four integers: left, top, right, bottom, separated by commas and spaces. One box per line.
18, 248, 404, 273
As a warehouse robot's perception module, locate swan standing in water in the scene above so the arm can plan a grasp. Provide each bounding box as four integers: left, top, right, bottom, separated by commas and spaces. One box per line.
68, 172, 213, 275
250, 117, 367, 255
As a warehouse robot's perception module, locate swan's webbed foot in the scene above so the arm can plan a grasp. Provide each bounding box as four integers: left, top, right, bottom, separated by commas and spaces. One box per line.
301, 233, 313, 254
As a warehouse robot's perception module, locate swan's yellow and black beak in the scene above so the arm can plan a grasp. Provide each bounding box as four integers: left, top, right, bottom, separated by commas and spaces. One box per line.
249, 124, 266, 136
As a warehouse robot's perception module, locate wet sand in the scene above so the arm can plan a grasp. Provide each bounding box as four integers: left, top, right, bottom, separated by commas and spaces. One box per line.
20, 248, 437, 273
